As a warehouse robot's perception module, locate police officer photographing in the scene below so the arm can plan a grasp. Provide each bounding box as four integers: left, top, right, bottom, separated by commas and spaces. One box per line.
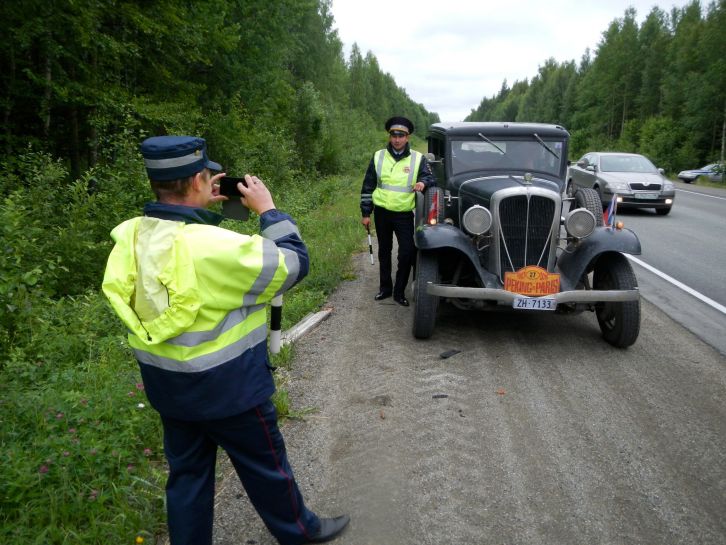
360, 117, 436, 306
102, 136, 349, 545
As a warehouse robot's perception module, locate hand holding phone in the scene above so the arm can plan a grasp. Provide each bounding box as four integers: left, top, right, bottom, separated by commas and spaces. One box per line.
219, 176, 249, 220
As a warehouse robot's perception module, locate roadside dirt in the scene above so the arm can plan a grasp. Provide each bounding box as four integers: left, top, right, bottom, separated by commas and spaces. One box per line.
209, 250, 726, 545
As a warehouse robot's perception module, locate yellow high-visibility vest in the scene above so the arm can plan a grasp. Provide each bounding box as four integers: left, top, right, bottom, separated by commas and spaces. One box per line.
371, 149, 422, 212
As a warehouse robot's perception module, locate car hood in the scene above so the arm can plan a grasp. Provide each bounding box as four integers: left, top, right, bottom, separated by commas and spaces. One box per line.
453, 174, 562, 200
599, 172, 663, 185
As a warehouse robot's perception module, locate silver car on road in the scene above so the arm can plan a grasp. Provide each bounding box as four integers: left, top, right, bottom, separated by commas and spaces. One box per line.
567, 152, 675, 216
676, 163, 723, 183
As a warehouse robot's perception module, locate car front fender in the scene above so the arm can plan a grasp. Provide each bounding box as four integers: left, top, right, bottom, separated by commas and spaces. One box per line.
556, 227, 641, 290
414, 224, 500, 287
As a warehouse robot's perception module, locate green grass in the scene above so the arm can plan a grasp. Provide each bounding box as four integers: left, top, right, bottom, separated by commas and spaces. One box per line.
0, 174, 364, 543
690, 175, 726, 189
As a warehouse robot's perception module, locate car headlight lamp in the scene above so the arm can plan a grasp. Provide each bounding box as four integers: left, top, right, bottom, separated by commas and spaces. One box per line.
564, 208, 596, 239
605, 181, 629, 191
462, 205, 493, 236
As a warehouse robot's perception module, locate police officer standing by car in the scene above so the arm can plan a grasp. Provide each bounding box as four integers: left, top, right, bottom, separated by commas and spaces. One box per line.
102, 136, 349, 545
360, 116, 436, 306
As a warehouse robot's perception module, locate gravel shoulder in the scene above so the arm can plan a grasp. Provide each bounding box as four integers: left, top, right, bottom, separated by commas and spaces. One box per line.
210, 250, 726, 545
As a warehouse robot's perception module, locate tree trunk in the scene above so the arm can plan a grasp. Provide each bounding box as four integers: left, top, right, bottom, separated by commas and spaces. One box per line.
42, 37, 52, 139
3, 44, 15, 156
721, 100, 725, 164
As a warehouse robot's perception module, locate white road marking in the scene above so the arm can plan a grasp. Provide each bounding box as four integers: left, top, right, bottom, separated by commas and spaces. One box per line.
627, 255, 726, 315
675, 188, 726, 200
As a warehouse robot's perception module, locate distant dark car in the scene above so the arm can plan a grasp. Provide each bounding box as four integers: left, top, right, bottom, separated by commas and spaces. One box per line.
676, 163, 723, 183
567, 152, 675, 215
413, 122, 642, 348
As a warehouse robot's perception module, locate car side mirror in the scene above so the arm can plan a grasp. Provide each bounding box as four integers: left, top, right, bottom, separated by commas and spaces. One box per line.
657, 168, 665, 175
577, 160, 586, 167
425, 152, 442, 163
586, 165, 596, 172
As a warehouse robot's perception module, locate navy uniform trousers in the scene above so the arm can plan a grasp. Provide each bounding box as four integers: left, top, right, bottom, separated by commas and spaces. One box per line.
161, 399, 320, 545
373, 205, 415, 298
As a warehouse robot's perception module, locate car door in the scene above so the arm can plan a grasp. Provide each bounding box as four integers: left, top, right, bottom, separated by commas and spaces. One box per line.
571, 153, 594, 190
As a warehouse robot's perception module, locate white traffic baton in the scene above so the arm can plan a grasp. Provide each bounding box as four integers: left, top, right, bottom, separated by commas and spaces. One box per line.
366, 225, 374, 265
270, 295, 283, 354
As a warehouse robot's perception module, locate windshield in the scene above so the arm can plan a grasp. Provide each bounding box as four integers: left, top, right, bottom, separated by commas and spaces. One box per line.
600, 155, 657, 173
449, 139, 564, 176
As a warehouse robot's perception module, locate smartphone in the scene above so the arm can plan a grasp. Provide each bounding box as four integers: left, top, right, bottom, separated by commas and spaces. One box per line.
219, 176, 247, 197
218, 176, 249, 220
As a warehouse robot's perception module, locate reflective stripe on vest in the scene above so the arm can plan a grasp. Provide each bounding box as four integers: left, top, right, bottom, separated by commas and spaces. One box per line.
371, 149, 422, 212
130, 304, 268, 372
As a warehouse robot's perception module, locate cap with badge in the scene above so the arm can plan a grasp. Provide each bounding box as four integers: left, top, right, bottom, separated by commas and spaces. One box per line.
385, 116, 414, 136
140, 136, 222, 181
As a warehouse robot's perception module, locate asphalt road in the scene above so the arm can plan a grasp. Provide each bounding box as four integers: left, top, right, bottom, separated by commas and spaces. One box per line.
209, 228, 726, 545
609, 182, 726, 355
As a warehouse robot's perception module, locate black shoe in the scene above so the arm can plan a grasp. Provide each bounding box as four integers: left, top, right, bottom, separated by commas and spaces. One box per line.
374, 291, 392, 301
305, 515, 351, 543
393, 295, 409, 307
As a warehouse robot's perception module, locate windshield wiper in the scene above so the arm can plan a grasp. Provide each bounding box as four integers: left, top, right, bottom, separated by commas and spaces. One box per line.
533, 133, 560, 159
478, 133, 506, 155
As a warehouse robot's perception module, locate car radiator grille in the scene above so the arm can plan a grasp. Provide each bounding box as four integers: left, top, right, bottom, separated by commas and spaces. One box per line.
498, 195, 555, 276
630, 183, 661, 190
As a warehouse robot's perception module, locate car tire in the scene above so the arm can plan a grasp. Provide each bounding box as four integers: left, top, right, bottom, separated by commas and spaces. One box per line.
573, 188, 604, 227
593, 253, 640, 348
412, 250, 439, 339
655, 207, 671, 216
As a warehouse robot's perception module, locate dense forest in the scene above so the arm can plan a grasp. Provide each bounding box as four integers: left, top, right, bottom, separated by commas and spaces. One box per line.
466, 0, 725, 171
0, 0, 437, 182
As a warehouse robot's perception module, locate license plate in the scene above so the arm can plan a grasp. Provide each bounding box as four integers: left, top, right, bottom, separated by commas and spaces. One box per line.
512, 296, 556, 311
634, 192, 658, 200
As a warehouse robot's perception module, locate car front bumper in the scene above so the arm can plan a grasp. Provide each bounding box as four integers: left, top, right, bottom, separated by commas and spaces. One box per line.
602, 189, 675, 209
425, 283, 640, 304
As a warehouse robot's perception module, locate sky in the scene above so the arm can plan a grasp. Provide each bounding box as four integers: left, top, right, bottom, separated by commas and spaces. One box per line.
329, 0, 694, 122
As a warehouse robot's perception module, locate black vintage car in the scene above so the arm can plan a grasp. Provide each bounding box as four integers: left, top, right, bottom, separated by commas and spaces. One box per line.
413, 122, 642, 348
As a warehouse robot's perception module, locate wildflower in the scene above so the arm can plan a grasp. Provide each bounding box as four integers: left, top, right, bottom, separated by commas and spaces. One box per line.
38, 465, 49, 474
88, 489, 99, 501
128, 391, 136, 397
127, 464, 135, 472
143, 448, 153, 457
137, 403, 145, 409
136, 537, 145, 544
63, 451, 70, 457
69, 428, 77, 434
80, 399, 88, 406
89, 448, 98, 456
56, 412, 64, 420
135, 383, 145, 391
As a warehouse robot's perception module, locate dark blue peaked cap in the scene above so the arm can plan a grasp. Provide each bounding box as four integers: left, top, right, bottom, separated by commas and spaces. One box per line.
140, 136, 222, 181
385, 116, 414, 135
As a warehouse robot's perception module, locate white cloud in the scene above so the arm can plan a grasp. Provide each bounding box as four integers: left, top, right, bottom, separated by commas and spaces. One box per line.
330, 0, 691, 121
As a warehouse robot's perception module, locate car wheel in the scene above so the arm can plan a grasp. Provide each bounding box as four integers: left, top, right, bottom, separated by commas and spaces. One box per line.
680, 177, 692, 184
593, 253, 640, 348
573, 188, 604, 227
655, 207, 671, 216
412, 250, 439, 339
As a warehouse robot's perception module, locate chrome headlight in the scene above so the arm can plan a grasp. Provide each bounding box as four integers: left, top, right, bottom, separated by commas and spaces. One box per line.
462, 205, 493, 235
662, 181, 674, 191
564, 208, 596, 239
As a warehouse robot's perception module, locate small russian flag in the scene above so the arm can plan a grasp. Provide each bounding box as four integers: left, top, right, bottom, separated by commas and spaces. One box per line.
603, 193, 618, 227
